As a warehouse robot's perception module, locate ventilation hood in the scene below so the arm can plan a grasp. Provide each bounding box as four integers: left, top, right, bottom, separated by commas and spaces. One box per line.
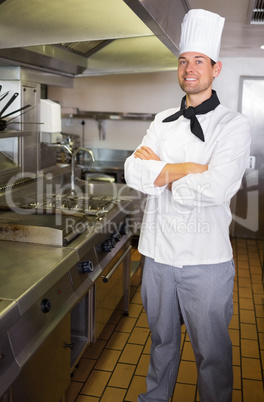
0, 0, 188, 77
0, 0, 263, 78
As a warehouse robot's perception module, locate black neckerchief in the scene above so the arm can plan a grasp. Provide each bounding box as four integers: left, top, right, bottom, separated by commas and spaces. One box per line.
162, 90, 220, 142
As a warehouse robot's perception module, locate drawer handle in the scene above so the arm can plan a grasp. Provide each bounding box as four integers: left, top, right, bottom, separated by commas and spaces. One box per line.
64, 343, 74, 350
101, 245, 132, 283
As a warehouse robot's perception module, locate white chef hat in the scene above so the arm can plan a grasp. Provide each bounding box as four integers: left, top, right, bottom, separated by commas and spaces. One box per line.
179, 9, 225, 62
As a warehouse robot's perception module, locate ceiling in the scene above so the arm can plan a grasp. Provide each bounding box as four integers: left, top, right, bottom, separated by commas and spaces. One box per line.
0, 0, 263, 77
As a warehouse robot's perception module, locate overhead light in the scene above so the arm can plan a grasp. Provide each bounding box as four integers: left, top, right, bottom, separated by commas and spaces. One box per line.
260, 45, 264, 49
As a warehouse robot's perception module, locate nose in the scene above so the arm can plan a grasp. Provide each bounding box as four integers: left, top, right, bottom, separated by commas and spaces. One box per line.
185, 62, 194, 73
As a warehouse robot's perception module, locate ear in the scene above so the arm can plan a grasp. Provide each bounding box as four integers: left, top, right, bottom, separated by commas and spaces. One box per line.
213, 61, 222, 78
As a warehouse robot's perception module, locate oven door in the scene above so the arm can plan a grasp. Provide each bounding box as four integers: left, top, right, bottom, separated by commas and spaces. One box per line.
92, 242, 132, 341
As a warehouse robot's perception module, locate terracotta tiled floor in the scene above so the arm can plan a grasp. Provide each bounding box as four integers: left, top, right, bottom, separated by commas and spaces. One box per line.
65, 239, 264, 402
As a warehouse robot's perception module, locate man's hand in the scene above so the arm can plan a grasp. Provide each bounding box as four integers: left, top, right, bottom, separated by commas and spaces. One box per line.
134, 146, 161, 161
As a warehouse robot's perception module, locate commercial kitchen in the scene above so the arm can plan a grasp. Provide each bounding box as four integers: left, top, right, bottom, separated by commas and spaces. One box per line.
0, 1, 264, 401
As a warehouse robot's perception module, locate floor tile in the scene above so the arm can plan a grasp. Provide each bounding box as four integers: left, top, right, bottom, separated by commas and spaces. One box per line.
251, 274, 262, 284
119, 343, 143, 365
241, 339, 260, 358
135, 354, 150, 376
142, 336, 151, 354
256, 316, 264, 332
253, 293, 264, 304
106, 331, 129, 351
233, 365, 242, 390
238, 277, 252, 288
65, 381, 84, 402
177, 361, 197, 385
136, 311, 149, 328
232, 389, 242, 402
81, 370, 111, 397
259, 332, 264, 349
232, 345, 241, 366
230, 314, 239, 329
100, 387, 126, 402
242, 379, 264, 402
130, 291, 143, 305
83, 340, 107, 360
238, 269, 250, 278
98, 323, 115, 341
239, 309, 256, 324
128, 327, 150, 345
107, 309, 124, 325
252, 283, 264, 294
71, 358, 96, 382
239, 287, 253, 298
239, 297, 254, 310
127, 303, 143, 318
108, 363, 136, 388
241, 357, 262, 380
229, 328, 240, 346
172, 383, 196, 401
181, 341, 195, 362
94, 348, 121, 371
240, 323, 258, 340
115, 316, 137, 333
125, 375, 146, 401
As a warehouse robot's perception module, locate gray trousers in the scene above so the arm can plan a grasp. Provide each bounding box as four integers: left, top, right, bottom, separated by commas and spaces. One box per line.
138, 257, 235, 402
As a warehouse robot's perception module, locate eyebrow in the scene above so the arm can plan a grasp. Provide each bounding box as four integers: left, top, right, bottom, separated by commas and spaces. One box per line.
178, 55, 206, 61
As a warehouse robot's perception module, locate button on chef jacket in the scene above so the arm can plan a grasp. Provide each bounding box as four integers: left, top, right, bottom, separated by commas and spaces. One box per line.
124, 103, 251, 267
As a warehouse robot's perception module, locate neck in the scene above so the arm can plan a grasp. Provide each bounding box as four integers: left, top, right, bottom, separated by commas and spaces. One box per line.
186, 89, 213, 108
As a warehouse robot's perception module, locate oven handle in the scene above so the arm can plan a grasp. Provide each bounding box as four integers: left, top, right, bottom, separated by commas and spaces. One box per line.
101, 245, 132, 283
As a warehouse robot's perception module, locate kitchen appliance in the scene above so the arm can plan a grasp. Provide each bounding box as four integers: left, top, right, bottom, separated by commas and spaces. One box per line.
0, 178, 135, 400
40, 99, 62, 143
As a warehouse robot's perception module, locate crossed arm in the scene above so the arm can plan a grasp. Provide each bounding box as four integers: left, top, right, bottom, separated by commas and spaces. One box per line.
134, 146, 208, 187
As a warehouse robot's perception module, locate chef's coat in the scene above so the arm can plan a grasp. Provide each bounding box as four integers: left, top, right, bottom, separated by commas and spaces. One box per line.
124, 103, 251, 267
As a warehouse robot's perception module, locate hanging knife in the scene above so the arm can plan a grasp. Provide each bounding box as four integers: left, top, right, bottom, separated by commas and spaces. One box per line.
0, 91, 9, 102
0, 92, 19, 117
1, 104, 31, 119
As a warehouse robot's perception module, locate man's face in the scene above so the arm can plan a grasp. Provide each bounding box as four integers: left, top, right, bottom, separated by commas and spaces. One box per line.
177, 52, 221, 99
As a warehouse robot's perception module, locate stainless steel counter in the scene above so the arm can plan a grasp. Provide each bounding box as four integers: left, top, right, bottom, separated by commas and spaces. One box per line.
0, 241, 79, 314
0, 175, 141, 398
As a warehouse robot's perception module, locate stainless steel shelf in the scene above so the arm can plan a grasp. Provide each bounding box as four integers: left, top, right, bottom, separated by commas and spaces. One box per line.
62, 110, 155, 121
0, 130, 31, 139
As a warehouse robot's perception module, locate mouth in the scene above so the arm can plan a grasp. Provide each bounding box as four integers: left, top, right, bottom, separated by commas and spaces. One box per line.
184, 77, 198, 82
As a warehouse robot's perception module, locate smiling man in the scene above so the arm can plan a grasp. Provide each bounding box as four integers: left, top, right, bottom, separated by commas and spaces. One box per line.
125, 9, 251, 402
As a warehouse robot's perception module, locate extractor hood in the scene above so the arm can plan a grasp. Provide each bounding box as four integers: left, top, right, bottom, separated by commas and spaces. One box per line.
0, 0, 187, 77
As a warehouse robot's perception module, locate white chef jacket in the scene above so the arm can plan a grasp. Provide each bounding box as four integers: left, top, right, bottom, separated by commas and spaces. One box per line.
124, 103, 251, 267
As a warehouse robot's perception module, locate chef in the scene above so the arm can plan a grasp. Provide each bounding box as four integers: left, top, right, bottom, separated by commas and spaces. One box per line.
124, 8, 251, 402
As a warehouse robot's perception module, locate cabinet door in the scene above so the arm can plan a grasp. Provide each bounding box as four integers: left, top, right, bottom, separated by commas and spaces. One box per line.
12, 313, 71, 402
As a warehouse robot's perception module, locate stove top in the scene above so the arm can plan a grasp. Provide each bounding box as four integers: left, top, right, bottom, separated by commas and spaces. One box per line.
14, 194, 118, 217
0, 194, 120, 247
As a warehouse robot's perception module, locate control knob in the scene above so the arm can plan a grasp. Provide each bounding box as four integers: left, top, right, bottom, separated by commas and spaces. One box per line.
101, 239, 114, 252
112, 232, 121, 243
40, 298, 52, 313
119, 222, 128, 236
78, 260, 94, 273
